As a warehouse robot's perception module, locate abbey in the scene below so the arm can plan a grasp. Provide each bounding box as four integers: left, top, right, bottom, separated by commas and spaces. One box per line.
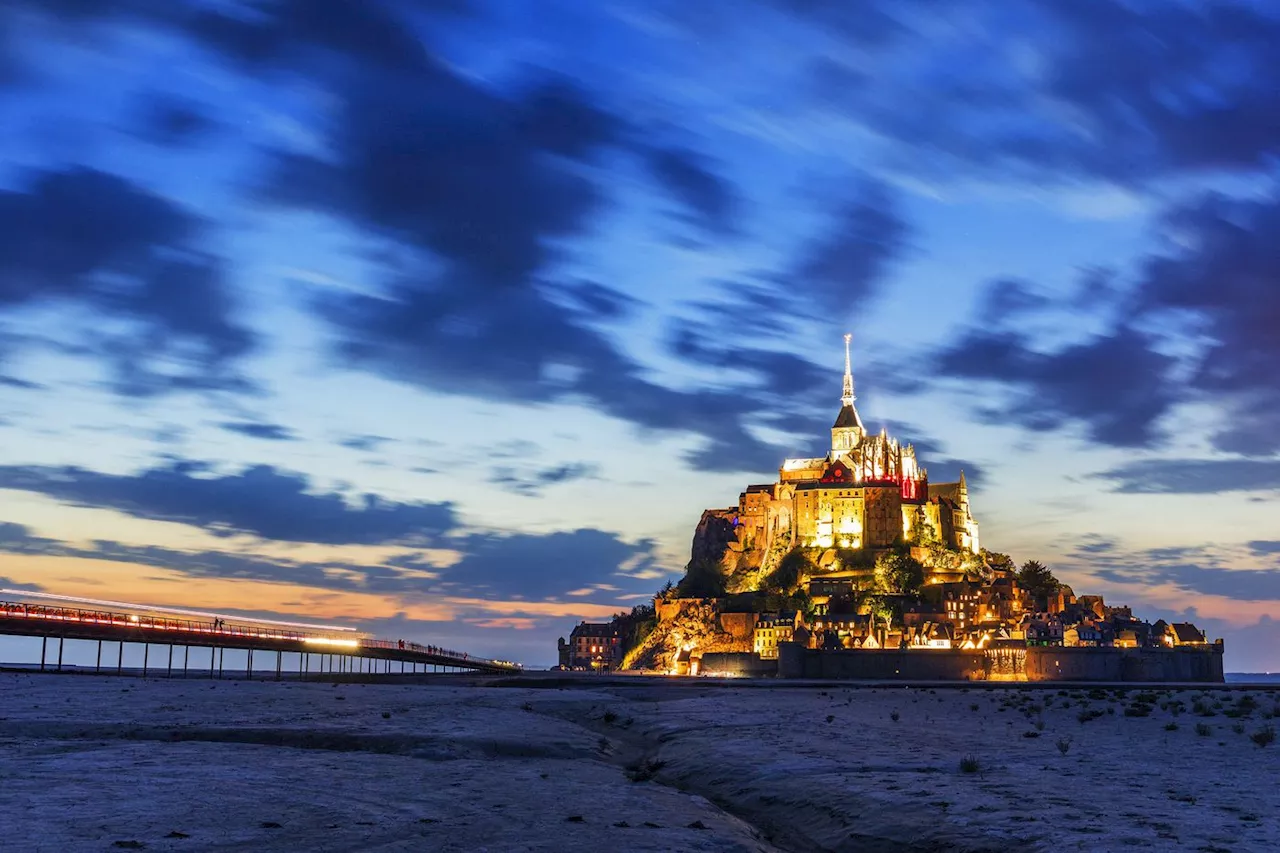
718, 335, 979, 566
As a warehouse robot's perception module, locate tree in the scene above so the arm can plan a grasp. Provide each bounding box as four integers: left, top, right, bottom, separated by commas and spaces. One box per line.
1016, 559, 1061, 606
983, 549, 1016, 575
911, 505, 939, 545
874, 550, 925, 596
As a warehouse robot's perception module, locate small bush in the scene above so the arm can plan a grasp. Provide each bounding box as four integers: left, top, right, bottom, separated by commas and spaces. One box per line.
970, 704, 979, 712
1195, 723, 1212, 737
1077, 708, 1104, 723
1034, 718, 1046, 731
1022, 731, 1041, 739
1124, 704, 1153, 718
959, 754, 981, 774
1164, 722, 1178, 731
1055, 736, 1072, 755
602, 710, 618, 724
826, 714, 835, 724
890, 710, 900, 722
1231, 722, 1245, 735
1250, 725, 1275, 748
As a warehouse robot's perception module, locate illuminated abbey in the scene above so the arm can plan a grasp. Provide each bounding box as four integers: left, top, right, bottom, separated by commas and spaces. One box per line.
707, 335, 979, 574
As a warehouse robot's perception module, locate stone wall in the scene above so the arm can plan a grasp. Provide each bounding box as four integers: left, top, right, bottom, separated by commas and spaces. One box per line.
778, 643, 1225, 682
718, 611, 759, 641
698, 652, 778, 678
863, 486, 903, 548
1026, 645, 1224, 682
777, 644, 987, 680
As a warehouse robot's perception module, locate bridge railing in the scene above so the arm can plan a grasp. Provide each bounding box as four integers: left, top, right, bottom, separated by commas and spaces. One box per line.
0, 601, 317, 642
0, 599, 518, 669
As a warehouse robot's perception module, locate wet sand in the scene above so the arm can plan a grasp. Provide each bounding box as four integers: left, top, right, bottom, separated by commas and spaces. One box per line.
0, 673, 1276, 851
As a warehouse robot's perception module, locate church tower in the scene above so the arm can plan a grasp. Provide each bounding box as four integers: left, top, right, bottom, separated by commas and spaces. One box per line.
831, 333, 864, 456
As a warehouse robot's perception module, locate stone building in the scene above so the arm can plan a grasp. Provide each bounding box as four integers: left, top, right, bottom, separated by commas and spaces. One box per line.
557, 622, 623, 670
704, 335, 980, 574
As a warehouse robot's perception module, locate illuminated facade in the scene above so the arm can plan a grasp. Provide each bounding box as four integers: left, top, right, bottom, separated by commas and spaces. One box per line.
726, 335, 980, 557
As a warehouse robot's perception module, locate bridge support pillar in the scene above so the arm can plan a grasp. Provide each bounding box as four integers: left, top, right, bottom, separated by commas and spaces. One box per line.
143, 643, 149, 678
218, 647, 224, 679
96, 639, 102, 673
210, 647, 216, 679
276, 650, 282, 680
247, 648, 254, 679
302, 652, 308, 681
184, 646, 189, 678
117, 641, 124, 674
57, 635, 64, 672
167, 644, 173, 678
40, 636, 46, 672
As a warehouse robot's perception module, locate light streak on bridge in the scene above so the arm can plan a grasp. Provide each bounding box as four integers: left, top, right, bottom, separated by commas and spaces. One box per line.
0, 589, 358, 633
0, 592, 521, 678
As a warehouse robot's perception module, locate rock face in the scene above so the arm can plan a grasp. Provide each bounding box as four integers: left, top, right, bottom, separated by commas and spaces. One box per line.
690, 509, 738, 569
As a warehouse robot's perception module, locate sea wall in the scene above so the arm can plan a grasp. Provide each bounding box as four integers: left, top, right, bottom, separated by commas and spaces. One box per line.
1026, 645, 1224, 683
777, 645, 987, 680
698, 652, 778, 678
777, 643, 1225, 682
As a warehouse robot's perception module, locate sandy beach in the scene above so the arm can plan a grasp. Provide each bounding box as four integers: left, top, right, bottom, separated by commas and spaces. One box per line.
1, 673, 1276, 852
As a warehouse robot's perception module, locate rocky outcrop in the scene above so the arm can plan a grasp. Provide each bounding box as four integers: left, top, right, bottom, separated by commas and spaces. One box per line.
690, 509, 738, 569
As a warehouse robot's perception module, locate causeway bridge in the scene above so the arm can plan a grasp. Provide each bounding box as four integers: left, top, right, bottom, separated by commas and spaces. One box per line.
0, 593, 521, 678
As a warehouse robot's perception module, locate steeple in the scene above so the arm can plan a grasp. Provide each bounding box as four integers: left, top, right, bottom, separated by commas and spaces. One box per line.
841, 333, 855, 407
831, 333, 864, 451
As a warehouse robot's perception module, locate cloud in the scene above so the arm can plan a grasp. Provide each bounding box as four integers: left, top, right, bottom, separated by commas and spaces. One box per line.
791, 183, 908, 317
1094, 459, 1280, 495
1136, 194, 1280, 455
489, 462, 601, 497
1091, 562, 1280, 604
0, 518, 666, 607
134, 95, 216, 146
0, 167, 254, 395
779, 0, 1280, 184
643, 146, 738, 234
219, 421, 296, 442
1248, 541, 1280, 556
435, 529, 663, 600
339, 434, 392, 452
0, 459, 457, 545
932, 325, 1179, 448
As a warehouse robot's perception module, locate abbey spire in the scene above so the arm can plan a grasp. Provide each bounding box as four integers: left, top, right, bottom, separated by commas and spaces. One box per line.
841, 333, 856, 408
831, 333, 864, 452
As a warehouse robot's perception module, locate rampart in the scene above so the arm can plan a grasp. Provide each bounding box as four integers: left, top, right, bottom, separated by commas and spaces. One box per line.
698, 652, 778, 677
777, 643, 1224, 682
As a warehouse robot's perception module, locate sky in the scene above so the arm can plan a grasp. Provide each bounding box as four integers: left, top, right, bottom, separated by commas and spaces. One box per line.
0, 0, 1278, 670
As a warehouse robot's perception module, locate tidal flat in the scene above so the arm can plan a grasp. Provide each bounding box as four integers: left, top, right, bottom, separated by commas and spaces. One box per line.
0, 673, 1276, 852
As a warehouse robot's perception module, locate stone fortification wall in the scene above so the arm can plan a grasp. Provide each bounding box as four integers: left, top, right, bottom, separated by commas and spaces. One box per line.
1025, 645, 1224, 682
778, 644, 1225, 682
777, 645, 987, 680
698, 652, 778, 677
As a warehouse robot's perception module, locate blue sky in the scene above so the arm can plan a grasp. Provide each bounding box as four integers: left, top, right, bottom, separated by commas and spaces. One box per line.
1, 0, 1278, 670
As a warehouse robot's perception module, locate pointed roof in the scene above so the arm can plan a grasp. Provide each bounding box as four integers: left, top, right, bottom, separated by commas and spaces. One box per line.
833, 404, 862, 429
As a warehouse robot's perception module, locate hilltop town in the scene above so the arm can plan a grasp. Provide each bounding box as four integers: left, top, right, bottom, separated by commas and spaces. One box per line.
559, 336, 1220, 680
